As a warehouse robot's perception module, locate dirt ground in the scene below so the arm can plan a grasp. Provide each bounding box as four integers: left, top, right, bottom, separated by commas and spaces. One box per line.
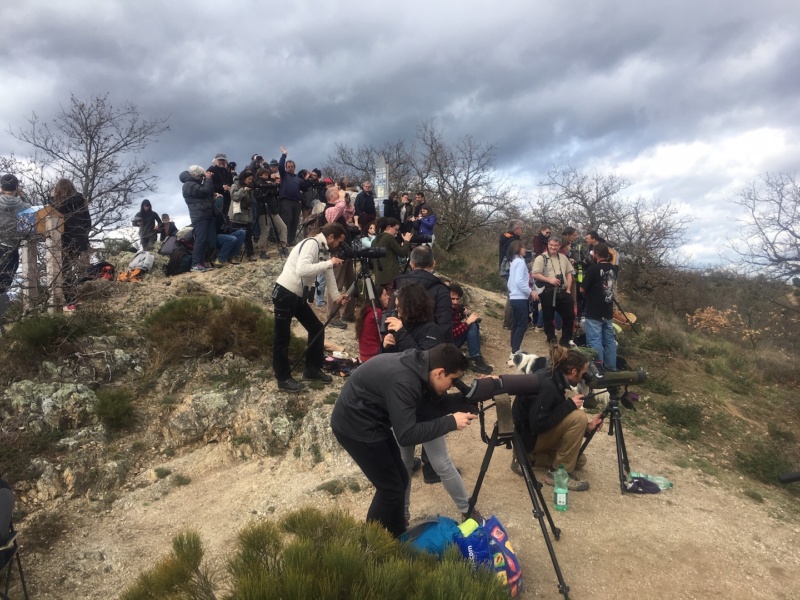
12, 275, 800, 599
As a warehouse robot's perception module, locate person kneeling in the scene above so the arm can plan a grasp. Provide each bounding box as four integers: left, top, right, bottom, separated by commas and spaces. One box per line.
512, 345, 603, 491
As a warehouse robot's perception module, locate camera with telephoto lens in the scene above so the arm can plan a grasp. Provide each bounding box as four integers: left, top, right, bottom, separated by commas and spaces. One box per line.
409, 234, 433, 245
339, 244, 388, 261
582, 363, 647, 410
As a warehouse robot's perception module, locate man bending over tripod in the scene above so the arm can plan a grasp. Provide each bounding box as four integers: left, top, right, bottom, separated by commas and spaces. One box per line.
512, 345, 603, 491
330, 344, 477, 537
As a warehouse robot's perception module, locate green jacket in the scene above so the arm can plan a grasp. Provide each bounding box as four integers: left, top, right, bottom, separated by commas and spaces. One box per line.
371, 231, 410, 286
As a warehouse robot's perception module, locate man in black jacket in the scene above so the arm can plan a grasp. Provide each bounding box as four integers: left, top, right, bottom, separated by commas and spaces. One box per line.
207, 153, 234, 216
394, 245, 453, 342
330, 344, 476, 537
354, 181, 376, 235
277, 147, 306, 245
512, 346, 603, 491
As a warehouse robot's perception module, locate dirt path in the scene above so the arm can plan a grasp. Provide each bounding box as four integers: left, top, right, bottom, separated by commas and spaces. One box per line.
15, 282, 800, 599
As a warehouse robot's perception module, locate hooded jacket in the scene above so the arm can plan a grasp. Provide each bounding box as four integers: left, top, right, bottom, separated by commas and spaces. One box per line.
0, 192, 31, 248
180, 171, 215, 221
394, 269, 454, 342
54, 193, 91, 253
330, 349, 471, 445
132, 200, 162, 239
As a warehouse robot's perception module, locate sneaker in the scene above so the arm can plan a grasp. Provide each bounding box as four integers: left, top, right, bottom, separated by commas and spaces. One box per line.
535, 326, 544, 332
329, 320, 347, 330
543, 469, 590, 492
259, 251, 270, 260
502, 324, 511, 330
303, 368, 333, 384
190, 264, 207, 272
468, 355, 493, 375
412, 457, 422, 474
277, 377, 304, 393
212, 259, 226, 268
315, 300, 327, 308
247, 255, 258, 262
280, 246, 290, 258
227, 257, 241, 265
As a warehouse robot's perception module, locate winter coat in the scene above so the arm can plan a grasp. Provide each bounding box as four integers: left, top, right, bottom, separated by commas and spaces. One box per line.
180, 171, 216, 222
53, 193, 91, 253
370, 231, 410, 286
512, 368, 577, 451
384, 320, 443, 353
132, 202, 162, 240
229, 181, 254, 224
0, 192, 31, 248
417, 214, 437, 236
394, 269, 454, 342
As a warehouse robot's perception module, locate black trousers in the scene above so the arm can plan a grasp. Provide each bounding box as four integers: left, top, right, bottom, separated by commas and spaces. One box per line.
271, 284, 324, 380
540, 288, 575, 345
279, 198, 302, 245
332, 430, 409, 537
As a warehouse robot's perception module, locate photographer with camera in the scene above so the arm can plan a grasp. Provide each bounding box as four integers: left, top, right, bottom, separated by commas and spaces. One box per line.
512, 345, 604, 491
229, 170, 257, 261
370, 217, 412, 288
252, 168, 288, 257
330, 343, 478, 537
180, 165, 219, 272
272, 222, 350, 392
532, 236, 576, 347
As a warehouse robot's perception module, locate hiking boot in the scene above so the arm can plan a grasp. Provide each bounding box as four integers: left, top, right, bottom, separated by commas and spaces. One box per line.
468, 355, 493, 375
212, 259, 226, 268
228, 257, 241, 265
411, 457, 422, 474
191, 264, 208, 272
277, 377, 304, 393
303, 369, 333, 384
247, 255, 258, 262
543, 469, 590, 492
329, 320, 347, 329
510, 456, 524, 477
259, 251, 270, 260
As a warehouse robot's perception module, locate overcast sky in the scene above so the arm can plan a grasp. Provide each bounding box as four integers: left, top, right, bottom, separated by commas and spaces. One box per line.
1, 0, 798, 265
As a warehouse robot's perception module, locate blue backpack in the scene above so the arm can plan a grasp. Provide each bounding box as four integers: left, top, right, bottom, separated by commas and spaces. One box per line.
400, 516, 460, 558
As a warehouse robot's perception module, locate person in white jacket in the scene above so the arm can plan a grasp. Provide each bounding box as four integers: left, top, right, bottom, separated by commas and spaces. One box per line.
506, 240, 537, 360
272, 222, 350, 392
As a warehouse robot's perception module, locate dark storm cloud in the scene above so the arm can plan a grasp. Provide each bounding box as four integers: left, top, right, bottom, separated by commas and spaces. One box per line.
1, 0, 798, 261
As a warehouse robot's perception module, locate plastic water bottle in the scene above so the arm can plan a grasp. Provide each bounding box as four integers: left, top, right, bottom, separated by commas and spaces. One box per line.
630, 471, 673, 490
553, 464, 569, 512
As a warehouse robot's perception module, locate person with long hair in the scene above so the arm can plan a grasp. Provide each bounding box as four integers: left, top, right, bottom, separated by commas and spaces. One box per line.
382, 283, 482, 524
506, 240, 534, 363
355, 284, 389, 363
51, 178, 91, 309
511, 344, 604, 491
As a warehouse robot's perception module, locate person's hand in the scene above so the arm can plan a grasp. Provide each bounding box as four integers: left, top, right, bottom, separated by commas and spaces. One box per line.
466, 313, 480, 325
383, 333, 396, 347
280, 146, 287, 155
214, 193, 222, 199
572, 395, 585, 409
453, 412, 478, 430
531, 292, 539, 301
551, 277, 561, 287
409, 216, 416, 221
330, 256, 344, 267
223, 185, 231, 192
402, 232, 412, 242
385, 316, 403, 332
587, 414, 604, 433
243, 187, 250, 191
205, 171, 214, 179
337, 294, 349, 305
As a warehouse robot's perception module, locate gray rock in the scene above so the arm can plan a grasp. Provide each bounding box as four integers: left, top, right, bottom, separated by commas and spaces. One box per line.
164, 389, 245, 444
5, 381, 98, 429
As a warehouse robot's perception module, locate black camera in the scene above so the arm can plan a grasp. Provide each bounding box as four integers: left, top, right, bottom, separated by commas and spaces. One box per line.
340, 245, 388, 261
409, 234, 432, 245
555, 274, 564, 286
380, 308, 397, 336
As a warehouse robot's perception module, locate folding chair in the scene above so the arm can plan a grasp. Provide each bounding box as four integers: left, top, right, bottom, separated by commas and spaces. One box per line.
0, 525, 29, 600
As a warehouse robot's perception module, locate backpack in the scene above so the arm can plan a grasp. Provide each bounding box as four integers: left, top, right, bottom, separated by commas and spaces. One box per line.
82, 261, 116, 282
164, 240, 193, 276
159, 235, 178, 256
399, 516, 460, 558
128, 250, 155, 272
302, 213, 327, 238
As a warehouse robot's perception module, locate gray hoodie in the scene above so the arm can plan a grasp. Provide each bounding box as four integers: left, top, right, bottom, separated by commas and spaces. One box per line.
0, 192, 31, 248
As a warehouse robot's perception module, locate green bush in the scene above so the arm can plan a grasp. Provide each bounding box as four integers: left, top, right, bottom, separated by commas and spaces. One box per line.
735, 439, 793, 484
0, 426, 64, 484
94, 388, 135, 431
122, 508, 508, 600
144, 295, 304, 369
657, 399, 703, 440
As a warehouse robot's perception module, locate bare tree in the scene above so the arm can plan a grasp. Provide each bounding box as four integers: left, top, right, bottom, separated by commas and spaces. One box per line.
729, 172, 800, 280
326, 120, 517, 251
9, 93, 169, 238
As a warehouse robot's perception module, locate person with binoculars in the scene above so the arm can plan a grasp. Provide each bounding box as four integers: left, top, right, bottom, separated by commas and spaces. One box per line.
532, 236, 576, 347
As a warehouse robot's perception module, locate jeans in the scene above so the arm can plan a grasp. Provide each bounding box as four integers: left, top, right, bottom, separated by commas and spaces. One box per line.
333, 431, 408, 537
454, 321, 482, 357
510, 299, 529, 353
315, 273, 326, 304
399, 435, 469, 522
584, 317, 617, 370
271, 284, 324, 381
191, 217, 215, 266
232, 222, 254, 257
216, 229, 245, 262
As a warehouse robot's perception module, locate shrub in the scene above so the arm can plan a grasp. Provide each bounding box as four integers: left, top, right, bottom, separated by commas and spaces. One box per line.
154, 467, 171, 480
0, 426, 64, 484
122, 508, 508, 599
657, 399, 703, 440
173, 474, 192, 486
735, 440, 793, 484
94, 388, 135, 431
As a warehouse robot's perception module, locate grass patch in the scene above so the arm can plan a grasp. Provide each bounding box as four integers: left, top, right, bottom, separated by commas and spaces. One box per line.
656, 399, 703, 441
643, 374, 672, 395
323, 392, 338, 405
310, 443, 323, 464
172, 474, 192, 486
768, 423, 797, 443
94, 388, 135, 431
0, 426, 65, 484
316, 479, 346, 496
743, 489, 765, 503
232, 435, 253, 446
735, 439, 793, 484
306, 380, 326, 391
154, 467, 172, 479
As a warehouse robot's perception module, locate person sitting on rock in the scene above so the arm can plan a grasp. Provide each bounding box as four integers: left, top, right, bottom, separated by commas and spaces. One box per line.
449, 282, 492, 375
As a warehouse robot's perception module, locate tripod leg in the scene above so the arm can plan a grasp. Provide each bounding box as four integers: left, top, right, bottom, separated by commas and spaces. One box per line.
290, 300, 344, 372
512, 433, 571, 599
466, 426, 499, 518
612, 409, 631, 494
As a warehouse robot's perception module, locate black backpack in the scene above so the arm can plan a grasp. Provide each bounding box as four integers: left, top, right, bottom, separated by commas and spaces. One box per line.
164, 240, 193, 276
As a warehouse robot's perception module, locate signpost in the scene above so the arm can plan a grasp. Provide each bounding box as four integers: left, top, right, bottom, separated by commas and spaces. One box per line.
375, 155, 388, 216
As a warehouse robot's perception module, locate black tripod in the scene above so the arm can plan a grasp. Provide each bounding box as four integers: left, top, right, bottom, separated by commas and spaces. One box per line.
290, 257, 380, 372
466, 395, 571, 599
578, 389, 632, 494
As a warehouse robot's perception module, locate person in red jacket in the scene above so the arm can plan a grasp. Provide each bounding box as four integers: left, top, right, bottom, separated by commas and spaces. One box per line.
356, 285, 391, 363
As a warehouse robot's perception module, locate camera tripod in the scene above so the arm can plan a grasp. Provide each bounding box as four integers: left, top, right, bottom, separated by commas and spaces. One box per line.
290, 256, 381, 372
466, 395, 571, 599
578, 389, 633, 494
